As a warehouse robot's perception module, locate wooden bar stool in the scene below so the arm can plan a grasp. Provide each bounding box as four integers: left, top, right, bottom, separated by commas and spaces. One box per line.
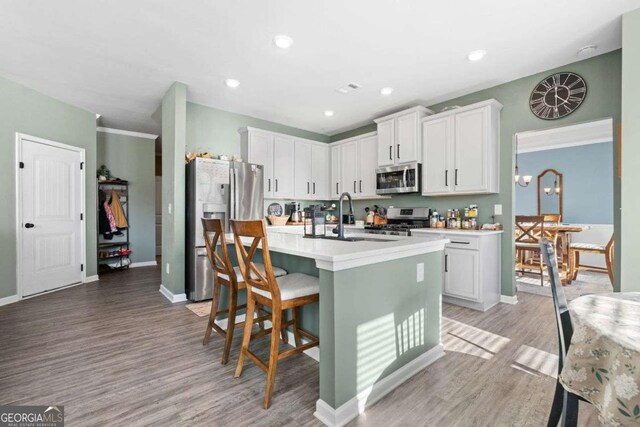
201, 218, 287, 365
231, 219, 319, 409
570, 234, 614, 286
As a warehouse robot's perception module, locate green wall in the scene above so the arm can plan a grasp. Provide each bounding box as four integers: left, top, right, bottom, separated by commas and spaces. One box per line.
621, 9, 640, 292
185, 102, 329, 156
331, 50, 622, 296
161, 83, 188, 295
0, 75, 97, 299
97, 132, 157, 264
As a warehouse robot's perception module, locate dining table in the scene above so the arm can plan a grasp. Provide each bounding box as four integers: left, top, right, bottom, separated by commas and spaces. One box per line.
559, 292, 640, 426
533, 224, 591, 284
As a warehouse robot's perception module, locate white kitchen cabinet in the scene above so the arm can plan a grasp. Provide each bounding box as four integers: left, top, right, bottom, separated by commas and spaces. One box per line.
357, 135, 378, 197
330, 145, 341, 197
411, 229, 502, 311
240, 127, 321, 200
444, 247, 479, 301
329, 132, 381, 199
240, 128, 275, 197
422, 99, 502, 196
293, 140, 329, 199
422, 116, 452, 194
377, 119, 395, 167
294, 141, 313, 198
311, 144, 329, 199
272, 135, 295, 198
340, 140, 359, 194
375, 106, 433, 167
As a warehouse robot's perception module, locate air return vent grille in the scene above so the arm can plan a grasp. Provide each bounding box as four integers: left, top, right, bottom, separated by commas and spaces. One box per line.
336, 82, 362, 94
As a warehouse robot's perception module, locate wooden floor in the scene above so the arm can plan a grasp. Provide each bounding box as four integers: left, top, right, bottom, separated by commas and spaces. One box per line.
0, 267, 601, 426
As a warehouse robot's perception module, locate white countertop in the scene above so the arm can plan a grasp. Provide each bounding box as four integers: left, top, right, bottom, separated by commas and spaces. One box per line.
411, 228, 503, 237
229, 227, 448, 272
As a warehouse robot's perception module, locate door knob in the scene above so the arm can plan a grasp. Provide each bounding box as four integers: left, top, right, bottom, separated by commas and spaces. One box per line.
25, 223, 35, 228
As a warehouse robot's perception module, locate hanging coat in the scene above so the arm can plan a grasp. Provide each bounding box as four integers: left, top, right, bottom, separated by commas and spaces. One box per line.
110, 190, 129, 228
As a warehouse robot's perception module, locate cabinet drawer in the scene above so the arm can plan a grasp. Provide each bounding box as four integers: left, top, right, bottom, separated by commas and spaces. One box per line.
445, 237, 479, 250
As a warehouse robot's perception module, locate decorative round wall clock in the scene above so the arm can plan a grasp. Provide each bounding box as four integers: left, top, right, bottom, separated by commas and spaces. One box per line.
529, 72, 587, 120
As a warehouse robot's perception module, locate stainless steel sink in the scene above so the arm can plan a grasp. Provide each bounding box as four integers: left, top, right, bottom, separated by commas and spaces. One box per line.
319, 236, 396, 242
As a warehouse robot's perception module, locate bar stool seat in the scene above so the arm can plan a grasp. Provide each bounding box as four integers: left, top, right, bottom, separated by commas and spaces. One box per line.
570, 242, 604, 251
252, 273, 319, 300
218, 264, 287, 283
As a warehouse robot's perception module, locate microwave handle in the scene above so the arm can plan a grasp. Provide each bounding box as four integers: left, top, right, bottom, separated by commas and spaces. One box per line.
402, 166, 408, 187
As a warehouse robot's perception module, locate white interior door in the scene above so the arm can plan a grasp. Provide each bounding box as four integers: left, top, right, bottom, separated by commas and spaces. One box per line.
20, 137, 83, 296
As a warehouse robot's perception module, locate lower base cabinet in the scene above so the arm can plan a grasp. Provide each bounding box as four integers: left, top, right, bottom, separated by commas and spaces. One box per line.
413, 230, 502, 311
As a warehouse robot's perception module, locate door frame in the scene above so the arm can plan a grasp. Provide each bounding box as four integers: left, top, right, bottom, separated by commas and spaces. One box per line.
15, 133, 87, 299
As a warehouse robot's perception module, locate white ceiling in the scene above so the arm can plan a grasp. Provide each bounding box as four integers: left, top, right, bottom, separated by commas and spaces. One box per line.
1, 0, 638, 136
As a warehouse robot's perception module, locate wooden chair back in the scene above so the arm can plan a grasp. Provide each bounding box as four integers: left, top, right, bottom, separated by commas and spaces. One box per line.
543, 214, 562, 224
515, 215, 545, 244
540, 238, 573, 371
230, 219, 281, 302
202, 218, 235, 281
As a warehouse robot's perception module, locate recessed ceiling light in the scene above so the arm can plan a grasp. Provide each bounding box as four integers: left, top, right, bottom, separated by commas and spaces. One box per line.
273, 35, 294, 49
380, 87, 394, 96
224, 78, 240, 88
467, 50, 487, 61
324, 110, 334, 117
577, 44, 598, 58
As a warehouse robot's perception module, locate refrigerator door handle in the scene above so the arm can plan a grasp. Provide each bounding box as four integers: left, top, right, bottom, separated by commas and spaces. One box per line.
231, 166, 238, 220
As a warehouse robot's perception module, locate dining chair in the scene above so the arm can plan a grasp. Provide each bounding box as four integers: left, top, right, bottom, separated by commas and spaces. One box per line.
231, 219, 320, 409
540, 239, 589, 427
543, 214, 562, 224
515, 215, 549, 286
569, 234, 614, 286
201, 218, 288, 365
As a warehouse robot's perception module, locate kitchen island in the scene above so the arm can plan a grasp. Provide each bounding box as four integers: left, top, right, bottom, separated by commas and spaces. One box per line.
235, 227, 448, 426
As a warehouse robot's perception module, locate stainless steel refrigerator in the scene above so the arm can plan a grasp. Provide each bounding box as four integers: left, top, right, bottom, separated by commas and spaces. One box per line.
186, 158, 264, 301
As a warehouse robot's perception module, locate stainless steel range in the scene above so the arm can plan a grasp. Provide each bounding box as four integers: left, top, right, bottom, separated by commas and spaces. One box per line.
363, 207, 431, 236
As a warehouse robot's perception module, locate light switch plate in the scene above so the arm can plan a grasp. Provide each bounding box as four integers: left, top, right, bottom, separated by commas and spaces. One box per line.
168, 203, 172, 215
166, 263, 170, 275
494, 204, 502, 215
417, 263, 424, 282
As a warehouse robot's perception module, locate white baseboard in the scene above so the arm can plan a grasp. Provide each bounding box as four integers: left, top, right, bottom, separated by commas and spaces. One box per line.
0, 294, 20, 307
83, 275, 99, 283
130, 261, 158, 268
500, 294, 518, 305
214, 314, 320, 362
314, 344, 445, 427
159, 284, 187, 303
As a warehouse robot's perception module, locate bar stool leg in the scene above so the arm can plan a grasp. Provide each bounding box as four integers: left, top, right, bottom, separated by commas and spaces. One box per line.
292, 307, 302, 347
203, 279, 222, 346
264, 308, 282, 409
280, 309, 289, 344
221, 286, 238, 365
547, 381, 564, 427
235, 296, 255, 378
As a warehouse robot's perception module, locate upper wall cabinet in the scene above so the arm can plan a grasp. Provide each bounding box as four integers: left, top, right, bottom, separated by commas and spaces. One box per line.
375, 106, 434, 167
329, 132, 379, 199
422, 99, 502, 196
240, 127, 329, 200
293, 139, 329, 200
240, 127, 295, 199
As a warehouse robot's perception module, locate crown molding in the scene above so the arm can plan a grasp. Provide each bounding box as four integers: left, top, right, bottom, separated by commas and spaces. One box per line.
97, 127, 158, 140
516, 118, 612, 154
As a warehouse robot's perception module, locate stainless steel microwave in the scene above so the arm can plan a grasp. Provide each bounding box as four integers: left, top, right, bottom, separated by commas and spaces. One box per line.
375, 162, 421, 194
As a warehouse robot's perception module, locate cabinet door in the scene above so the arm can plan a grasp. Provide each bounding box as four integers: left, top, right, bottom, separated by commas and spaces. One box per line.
444, 248, 479, 301
396, 112, 420, 163
273, 135, 295, 198
294, 141, 312, 199
311, 144, 329, 200
377, 119, 395, 166
249, 132, 274, 197
422, 117, 452, 195
330, 145, 341, 198
454, 107, 488, 193
358, 135, 378, 197
341, 141, 359, 195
